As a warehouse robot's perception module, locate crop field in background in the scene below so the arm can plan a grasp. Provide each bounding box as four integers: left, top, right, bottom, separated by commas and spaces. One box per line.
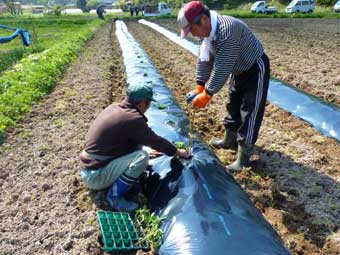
0, 16, 102, 72
0, 15, 103, 133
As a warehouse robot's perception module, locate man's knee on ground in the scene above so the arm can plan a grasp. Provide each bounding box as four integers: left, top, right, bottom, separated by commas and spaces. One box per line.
128, 150, 149, 177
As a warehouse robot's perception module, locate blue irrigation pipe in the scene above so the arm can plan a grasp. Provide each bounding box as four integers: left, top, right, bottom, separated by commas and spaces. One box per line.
0, 24, 31, 46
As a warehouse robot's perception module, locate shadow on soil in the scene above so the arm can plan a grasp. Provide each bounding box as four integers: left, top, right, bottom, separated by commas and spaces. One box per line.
247, 146, 340, 249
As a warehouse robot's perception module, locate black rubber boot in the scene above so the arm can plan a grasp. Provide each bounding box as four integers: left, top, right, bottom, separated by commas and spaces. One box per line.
210, 130, 237, 150
226, 143, 254, 172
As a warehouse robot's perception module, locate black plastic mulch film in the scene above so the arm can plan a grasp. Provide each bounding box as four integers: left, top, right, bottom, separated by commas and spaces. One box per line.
115, 21, 290, 255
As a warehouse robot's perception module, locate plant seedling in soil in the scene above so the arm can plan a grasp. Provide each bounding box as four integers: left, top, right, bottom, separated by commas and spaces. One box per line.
174, 141, 189, 151
166, 119, 176, 127
135, 207, 165, 253
156, 103, 167, 110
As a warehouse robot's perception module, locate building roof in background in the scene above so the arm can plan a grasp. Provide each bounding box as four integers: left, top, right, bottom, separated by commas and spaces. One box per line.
99, 0, 118, 5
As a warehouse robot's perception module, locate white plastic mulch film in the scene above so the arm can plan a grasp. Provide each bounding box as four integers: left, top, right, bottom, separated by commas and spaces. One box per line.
139, 19, 340, 143
115, 20, 290, 255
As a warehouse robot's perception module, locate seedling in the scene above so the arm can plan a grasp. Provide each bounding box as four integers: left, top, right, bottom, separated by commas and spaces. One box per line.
188, 109, 196, 153
135, 207, 165, 252
174, 141, 189, 151
166, 119, 176, 127
156, 103, 168, 110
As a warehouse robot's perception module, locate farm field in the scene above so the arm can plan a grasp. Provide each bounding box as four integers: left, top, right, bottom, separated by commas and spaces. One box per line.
0, 22, 121, 254
0, 17, 339, 255
0, 16, 101, 72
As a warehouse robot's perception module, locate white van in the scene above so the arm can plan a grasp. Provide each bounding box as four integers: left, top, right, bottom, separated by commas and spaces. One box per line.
250, 1, 278, 14
334, 0, 340, 12
286, 0, 314, 13
142, 2, 171, 16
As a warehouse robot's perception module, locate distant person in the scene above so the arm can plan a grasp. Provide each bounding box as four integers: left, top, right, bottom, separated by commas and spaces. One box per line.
96, 4, 105, 20
178, 1, 270, 171
130, 5, 134, 16
80, 84, 189, 212
135, 6, 139, 16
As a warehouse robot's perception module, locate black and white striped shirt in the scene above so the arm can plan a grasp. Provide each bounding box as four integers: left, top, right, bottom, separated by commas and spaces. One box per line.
196, 15, 264, 95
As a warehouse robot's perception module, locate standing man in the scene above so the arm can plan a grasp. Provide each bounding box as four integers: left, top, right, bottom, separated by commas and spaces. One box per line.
96, 4, 105, 20
80, 84, 188, 212
178, 1, 270, 171
130, 5, 134, 16
135, 6, 139, 16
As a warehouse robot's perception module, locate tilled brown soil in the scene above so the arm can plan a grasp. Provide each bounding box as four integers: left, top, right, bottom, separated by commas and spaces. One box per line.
0, 22, 126, 254
153, 18, 340, 107
0, 18, 339, 255
126, 20, 340, 255
246, 19, 340, 107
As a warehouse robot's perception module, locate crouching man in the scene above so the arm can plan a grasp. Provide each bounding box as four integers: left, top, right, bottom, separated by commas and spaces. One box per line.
80, 83, 189, 212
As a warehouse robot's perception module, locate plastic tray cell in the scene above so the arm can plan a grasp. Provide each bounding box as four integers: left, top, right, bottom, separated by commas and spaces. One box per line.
97, 210, 149, 252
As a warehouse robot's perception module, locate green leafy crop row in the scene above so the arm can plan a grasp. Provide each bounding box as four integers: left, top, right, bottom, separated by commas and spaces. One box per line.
0, 48, 25, 72
0, 19, 103, 134
0, 16, 102, 72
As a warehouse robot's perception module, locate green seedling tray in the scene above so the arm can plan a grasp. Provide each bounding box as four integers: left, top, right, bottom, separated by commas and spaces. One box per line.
97, 211, 149, 252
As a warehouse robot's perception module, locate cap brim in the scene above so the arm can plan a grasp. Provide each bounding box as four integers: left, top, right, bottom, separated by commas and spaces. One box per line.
181, 26, 191, 38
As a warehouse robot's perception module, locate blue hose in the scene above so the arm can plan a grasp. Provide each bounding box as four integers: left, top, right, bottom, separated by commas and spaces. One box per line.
0, 24, 31, 46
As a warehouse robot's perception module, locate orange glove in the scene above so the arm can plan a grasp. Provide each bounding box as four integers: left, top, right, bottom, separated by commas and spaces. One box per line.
192, 90, 212, 108
186, 85, 204, 103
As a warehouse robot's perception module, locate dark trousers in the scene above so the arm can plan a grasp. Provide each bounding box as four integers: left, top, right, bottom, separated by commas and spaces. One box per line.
224, 53, 270, 145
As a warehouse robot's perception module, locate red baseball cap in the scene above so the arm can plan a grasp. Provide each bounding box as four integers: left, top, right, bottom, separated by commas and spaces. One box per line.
177, 1, 204, 38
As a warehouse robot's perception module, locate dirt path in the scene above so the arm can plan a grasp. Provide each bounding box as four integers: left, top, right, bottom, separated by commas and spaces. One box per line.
0, 22, 126, 254
126, 20, 340, 255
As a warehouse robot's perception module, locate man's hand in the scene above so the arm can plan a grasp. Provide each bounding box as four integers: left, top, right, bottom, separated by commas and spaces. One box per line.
192, 90, 212, 108
148, 149, 163, 159
175, 149, 190, 158
186, 85, 204, 103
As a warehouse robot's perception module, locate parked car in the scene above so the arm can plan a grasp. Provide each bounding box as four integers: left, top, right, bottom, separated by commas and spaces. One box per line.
334, 0, 340, 12
285, 0, 314, 13
142, 2, 171, 16
31, 5, 44, 14
250, 1, 278, 14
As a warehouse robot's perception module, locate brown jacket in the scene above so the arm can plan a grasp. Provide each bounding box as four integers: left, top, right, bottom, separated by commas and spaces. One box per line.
80, 98, 177, 169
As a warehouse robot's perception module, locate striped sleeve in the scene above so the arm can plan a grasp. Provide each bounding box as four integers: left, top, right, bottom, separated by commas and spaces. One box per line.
196, 15, 264, 95
196, 53, 214, 85
205, 38, 240, 95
